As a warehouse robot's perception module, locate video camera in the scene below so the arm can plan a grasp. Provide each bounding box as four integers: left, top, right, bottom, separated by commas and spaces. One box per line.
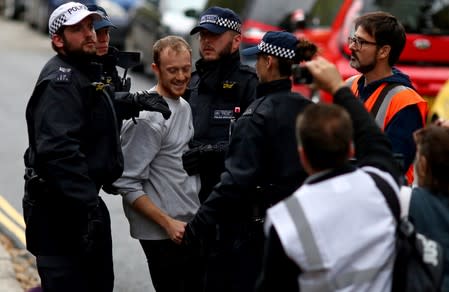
291, 38, 317, 84
116, 51, 141, 92
292, 64, 313, 84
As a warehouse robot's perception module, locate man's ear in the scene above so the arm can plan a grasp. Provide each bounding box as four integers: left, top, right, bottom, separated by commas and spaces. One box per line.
377, 45, 391, 61
348, 142, 355, 159
151, 63, 160, 78
52, 34, 64, 49
232, 33, 241, 52
266, 55, 276, 69
416, 154, 427, 180
298, 146, 313, 175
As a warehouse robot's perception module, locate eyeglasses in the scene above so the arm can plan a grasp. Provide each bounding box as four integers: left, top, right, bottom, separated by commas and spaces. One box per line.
347, 36, 377, 50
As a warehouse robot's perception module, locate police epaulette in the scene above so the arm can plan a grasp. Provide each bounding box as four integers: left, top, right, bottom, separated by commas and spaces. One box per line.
239, 64, 257, 75
55, 66, 72, 83
241, 96, 266, 116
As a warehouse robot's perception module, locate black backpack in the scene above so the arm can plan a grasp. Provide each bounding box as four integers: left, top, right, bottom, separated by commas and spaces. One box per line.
368, 171, 444, 292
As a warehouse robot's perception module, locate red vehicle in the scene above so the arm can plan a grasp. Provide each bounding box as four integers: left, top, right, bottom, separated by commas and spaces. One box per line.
234, 0, 316, 97
298, 0, 449, 104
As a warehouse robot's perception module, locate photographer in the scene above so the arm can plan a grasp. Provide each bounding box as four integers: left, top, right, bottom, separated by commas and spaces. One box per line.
183, 31, 316, 292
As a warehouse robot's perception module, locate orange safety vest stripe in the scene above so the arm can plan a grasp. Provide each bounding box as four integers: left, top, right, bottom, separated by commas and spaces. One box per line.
348, 75, 428, 185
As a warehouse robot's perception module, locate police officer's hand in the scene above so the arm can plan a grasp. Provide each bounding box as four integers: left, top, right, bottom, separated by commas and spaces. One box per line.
182, 222, 199, 247
182, 141, 229, 175
131, 90, 172, 119
182, 146, 201, 175
305, 56, 345, 95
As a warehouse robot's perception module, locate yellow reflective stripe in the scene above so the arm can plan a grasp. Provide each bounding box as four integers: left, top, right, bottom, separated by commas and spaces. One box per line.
0, 195, 25, 228
0, 210, 25, 246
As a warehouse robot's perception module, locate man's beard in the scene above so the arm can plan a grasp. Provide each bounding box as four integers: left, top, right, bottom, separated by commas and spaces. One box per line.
350, 53, 376, 74
62, 36, 96, 59
199, 40, 233, 60
218, 41, 233, 58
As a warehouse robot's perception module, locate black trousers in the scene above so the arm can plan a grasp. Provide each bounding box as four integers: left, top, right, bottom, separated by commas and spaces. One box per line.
36, 253, 114, 292
203, 222, 265, 292
139, 239, 204, 292
34, 199, 114, 292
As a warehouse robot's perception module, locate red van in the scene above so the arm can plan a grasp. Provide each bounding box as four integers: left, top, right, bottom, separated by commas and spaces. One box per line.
298, 0, 449, 104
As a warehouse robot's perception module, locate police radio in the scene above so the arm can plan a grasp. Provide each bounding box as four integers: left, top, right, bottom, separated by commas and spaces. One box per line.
229, 106, 241, 140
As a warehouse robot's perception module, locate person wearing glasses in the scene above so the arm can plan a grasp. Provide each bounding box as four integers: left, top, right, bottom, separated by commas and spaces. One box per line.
346, 11, 427, 185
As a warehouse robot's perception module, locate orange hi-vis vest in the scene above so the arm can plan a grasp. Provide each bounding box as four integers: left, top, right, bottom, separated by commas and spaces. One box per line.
347, 75, 428, 184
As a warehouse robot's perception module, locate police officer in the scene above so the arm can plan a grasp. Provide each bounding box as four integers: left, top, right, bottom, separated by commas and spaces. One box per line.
183, 31, 316, 292
88, 4, 145, 130
22, 3, 170, 291
88, 4, 124, 92
183, 6, 258, 203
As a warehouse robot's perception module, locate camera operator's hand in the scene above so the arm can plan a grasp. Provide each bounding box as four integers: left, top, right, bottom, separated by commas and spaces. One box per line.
115, 91, 171, 119
305, 57, 345, 95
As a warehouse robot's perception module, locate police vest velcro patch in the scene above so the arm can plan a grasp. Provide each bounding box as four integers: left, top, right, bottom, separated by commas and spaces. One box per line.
55, 67, 72, 83
213, 109, 233, 120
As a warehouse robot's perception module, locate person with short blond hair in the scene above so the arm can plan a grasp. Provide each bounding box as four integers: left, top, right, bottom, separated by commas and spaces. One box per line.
113, 35, 203, 292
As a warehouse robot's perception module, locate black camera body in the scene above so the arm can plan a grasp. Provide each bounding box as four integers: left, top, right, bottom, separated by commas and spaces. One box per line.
292, 64, 313, 84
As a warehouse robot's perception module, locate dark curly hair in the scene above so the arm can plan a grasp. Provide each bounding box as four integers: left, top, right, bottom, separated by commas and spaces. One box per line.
278, 38, 318, 77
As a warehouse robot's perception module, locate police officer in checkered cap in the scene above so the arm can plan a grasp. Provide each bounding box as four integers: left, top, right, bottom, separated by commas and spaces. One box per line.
23, 2, 170, 291
184, 5, 258, 202
181, 6, 259, 292
190, 6, 242, 35
182, 31, 317, 291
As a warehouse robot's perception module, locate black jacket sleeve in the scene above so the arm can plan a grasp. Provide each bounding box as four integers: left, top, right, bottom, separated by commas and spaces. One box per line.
333, 87, 401, 183
31, 81, 99, 209
185, 101, 270, 237
256, 226, 301, 292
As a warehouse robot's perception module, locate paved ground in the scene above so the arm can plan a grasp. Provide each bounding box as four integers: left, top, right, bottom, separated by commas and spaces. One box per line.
0, 240, 26, 292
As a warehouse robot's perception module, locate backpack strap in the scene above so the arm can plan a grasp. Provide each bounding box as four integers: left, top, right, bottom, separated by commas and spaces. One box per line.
370, 83, 401, 119
398, 186, 412, 218
366, 171, 400, 222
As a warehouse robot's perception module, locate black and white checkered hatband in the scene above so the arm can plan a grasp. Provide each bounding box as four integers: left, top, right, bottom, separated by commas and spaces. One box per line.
200, 15, 241, 33
49, 14, 67, 36
258, 41, 296, 59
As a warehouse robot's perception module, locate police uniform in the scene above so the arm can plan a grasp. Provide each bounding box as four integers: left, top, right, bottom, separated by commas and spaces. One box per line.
97, 46, 125, 92
23, 2, 123, 291
88, 4, 139, 128
24, 4, 171, 289
185, 6, 258, 204
184, 30, 313, 292
187, 51, 258, 201
24, 51, 121, 292
95, 46, 141, 130
186, 77, 311, 291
